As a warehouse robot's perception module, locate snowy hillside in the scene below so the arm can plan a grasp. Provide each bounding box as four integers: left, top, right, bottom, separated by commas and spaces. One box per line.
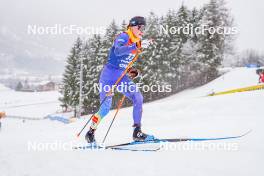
0, 83, 9, 91
0, 67, 263, 176
0, 89, 60, 118
172, 67, 262, 98
201, 67, 261, 93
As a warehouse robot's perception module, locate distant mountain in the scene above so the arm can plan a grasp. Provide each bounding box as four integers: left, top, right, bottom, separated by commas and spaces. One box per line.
0, 26, 66, 75
0, 54, 65, 75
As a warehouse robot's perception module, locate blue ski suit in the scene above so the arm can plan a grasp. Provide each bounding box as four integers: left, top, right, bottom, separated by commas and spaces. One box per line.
94, 31, 143, 127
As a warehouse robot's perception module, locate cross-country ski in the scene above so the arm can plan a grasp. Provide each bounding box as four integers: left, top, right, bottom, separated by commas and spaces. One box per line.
73, 130, 251, 151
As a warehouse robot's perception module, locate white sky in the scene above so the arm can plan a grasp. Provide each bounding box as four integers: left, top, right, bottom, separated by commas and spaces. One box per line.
0, 0, 263, 59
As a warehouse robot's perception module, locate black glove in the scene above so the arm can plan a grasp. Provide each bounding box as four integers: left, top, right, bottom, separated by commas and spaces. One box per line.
128, 67, 140, 79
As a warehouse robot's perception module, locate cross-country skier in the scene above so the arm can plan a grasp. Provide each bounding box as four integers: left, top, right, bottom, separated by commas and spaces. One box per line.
85, 16, 153, 143
259, 70, 264, 83
0, 112, 6, 130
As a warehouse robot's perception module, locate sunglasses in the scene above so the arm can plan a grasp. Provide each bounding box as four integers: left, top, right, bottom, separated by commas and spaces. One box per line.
137, 25, 145, 32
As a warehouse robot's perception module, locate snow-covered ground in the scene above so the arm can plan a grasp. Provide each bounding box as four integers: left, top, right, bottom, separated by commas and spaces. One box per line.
0, 83, 9, 91
0, 88, 60, 118
0, 67, 263, 176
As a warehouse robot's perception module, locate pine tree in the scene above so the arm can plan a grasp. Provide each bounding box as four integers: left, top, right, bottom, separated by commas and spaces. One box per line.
198, 0, 233, 82
180, 7, 204, 87
15, 81, 23, 91
82, 35, 105, 113
159, 9, 179, 87
173, 4, 192, 89
138, 11, 167, 101
59, 37, 82, 114
121, 20, 128, 31
160, 6, 191, 90
190, 7, 202, 43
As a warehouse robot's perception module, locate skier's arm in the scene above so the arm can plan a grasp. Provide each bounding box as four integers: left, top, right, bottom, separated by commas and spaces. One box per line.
114, 34, 137, 56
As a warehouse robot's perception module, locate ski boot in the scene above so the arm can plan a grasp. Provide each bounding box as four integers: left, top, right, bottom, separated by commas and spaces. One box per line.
133, 126, 155, 142
85, 128, 96, 143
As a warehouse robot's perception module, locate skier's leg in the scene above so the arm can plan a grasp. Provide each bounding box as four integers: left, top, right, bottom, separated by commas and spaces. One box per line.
86, 83, 113, 143
86, 65, 121, 143
117, 76, 155, 141
130, 91, 143, 126
117, 76, 143, 126
90, 84, 113, 130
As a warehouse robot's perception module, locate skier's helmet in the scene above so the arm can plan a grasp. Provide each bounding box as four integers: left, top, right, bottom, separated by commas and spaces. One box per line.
129, 16, 146, 27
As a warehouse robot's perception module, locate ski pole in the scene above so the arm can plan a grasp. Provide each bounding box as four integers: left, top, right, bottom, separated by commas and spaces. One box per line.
102, 95, 126, 143
76, 52, 140, 137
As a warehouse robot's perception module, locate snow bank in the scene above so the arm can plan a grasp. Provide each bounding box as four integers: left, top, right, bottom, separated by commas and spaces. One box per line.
0, 83, 9, 91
